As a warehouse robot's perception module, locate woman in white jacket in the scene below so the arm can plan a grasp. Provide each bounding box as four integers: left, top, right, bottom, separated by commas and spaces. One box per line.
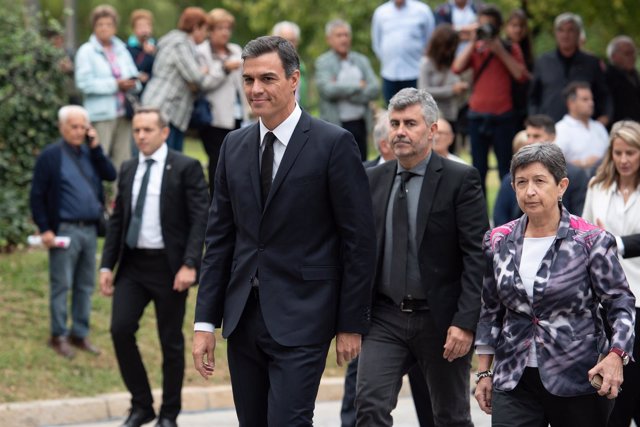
197, 8, 250, 195
582, 120, 640, 427
75, 5, 140, 171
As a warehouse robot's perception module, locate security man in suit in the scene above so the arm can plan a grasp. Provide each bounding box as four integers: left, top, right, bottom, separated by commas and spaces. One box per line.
99, 107, 209, 427
192, 36, 376, 426
355, 88, 489, 426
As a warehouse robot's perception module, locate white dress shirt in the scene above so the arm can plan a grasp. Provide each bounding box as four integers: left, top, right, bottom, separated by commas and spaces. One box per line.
131, 143, 167, 249
582, 182, 640, 307
258, 104, 302, 179
194, 105, 303, 333
555, 114, 609, 164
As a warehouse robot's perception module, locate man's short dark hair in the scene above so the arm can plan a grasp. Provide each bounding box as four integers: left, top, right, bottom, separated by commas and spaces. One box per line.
242, 36, 300, 79
478, 4, 503, 29
133, 106, 168, 128
525, 115, 556, 136
562, 81, 591, 102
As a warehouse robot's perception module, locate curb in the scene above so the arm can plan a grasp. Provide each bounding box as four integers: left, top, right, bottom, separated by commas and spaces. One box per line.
1, 377, 412, 427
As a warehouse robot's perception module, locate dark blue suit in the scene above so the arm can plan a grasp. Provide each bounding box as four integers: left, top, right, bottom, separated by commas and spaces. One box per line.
196, 110, 376, 425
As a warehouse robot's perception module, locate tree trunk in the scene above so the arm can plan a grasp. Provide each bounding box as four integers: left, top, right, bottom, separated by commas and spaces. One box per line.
63, 0, 76, 52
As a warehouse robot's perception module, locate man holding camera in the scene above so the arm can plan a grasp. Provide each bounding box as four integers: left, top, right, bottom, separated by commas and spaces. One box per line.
30, 105, 117, 359
452, 4, 528, 194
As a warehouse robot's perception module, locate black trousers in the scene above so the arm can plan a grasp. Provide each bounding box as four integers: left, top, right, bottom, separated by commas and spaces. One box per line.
341, 358, 434, 427
227, 290, 331, 426
200, 122, 240, 196
492, 367, 615, 427
110, 249, 188, 421
341, 119, 368, 161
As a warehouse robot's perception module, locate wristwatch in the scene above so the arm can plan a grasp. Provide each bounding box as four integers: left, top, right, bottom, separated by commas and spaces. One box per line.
183, 258, 196, 269
609, 347, 630, 366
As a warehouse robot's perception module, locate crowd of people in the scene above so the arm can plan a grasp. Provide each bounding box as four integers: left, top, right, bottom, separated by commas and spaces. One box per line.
28, 1, 640, 427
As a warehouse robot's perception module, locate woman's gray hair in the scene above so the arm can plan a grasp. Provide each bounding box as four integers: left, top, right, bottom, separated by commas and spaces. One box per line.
388, 88, 439, 125
510, 143, 568, 184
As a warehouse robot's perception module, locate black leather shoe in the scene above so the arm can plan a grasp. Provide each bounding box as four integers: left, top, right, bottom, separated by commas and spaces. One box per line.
121, 407, 155, 427
69, 335, 101, 355
155, 417, 177, 427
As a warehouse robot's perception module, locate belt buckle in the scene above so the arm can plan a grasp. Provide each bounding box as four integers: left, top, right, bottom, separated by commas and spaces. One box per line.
400, 300, 413, 313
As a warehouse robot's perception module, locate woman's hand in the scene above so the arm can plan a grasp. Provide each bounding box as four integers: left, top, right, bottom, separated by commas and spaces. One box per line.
474, 376, 493, 414
588, 352, 624, 399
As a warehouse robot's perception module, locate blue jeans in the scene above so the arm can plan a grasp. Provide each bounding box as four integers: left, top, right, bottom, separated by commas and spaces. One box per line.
467, 110, 517, 194
48, 222, 97, 338
166, 124, 185, 152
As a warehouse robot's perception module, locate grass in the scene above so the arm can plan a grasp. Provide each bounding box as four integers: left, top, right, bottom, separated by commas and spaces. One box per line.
1, 138, 496, 403
0, 138, 344, 404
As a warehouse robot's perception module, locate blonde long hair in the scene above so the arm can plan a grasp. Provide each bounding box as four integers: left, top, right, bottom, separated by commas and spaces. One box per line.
590, 120, 640, 189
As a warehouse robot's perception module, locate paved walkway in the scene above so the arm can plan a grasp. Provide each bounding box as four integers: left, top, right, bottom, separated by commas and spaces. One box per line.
52, 397, 492, 427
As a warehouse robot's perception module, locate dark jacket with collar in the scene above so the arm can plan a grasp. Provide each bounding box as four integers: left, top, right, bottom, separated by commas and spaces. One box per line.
30, 140, 117, 234
100, 148, 209, 277
366, 153, 489, 335
195, 111, 376, 346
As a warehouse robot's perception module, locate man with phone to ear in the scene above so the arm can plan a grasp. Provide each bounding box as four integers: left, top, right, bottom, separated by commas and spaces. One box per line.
30, 105, 117, 359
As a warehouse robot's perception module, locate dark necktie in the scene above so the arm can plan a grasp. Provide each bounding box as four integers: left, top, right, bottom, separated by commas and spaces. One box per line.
390, 171, 414, 303
125, 158, 155, 248
260, 132, 276, 208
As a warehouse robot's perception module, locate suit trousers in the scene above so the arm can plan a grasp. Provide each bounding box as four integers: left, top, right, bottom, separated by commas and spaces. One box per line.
492, 367, 614, 427
93, 117, 132, 172
110, 249, 187, 421
199, 122, 240, 196
356, 299, 473, 427
341, 356, 434, 427
341, 119, 367, 162
227, 290, 331, 427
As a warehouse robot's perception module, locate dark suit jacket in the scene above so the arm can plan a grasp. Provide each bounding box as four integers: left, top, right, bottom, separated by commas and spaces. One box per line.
195, 111, 376, 347
362, 156, 381, 169
622, 234, 640, 259
100, 149, 209, 277
605, 64, 640, 124
30, 140, 116, 234
367, 154, 489, 335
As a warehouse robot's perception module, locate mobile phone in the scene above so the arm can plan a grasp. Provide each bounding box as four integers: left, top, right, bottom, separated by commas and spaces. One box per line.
85, 130, 94, 145
590, 373, 603, 390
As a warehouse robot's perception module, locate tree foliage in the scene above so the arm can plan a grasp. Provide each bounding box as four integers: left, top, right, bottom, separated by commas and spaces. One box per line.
0, 3, 67, 250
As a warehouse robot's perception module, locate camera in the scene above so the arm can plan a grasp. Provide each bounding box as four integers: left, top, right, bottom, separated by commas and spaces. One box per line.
476, 23, 499, 40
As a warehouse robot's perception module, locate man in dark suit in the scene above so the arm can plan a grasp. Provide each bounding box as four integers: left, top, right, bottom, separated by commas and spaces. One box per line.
99, 107, 209, 427
355, 88, 488, 426
192, 36, 376, 426
342, 110, 435, 427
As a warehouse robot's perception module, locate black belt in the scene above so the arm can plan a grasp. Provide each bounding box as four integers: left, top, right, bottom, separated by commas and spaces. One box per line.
129, 248, 166, 257
61, 220, 97, 227
378, 294, 429, 313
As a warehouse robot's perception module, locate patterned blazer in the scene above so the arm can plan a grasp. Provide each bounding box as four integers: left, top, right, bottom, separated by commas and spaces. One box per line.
142, 30, 214, 132
476, 208, 635, 397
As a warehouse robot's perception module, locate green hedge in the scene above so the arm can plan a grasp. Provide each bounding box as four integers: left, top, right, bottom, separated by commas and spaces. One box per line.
0, 9, 67, 250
